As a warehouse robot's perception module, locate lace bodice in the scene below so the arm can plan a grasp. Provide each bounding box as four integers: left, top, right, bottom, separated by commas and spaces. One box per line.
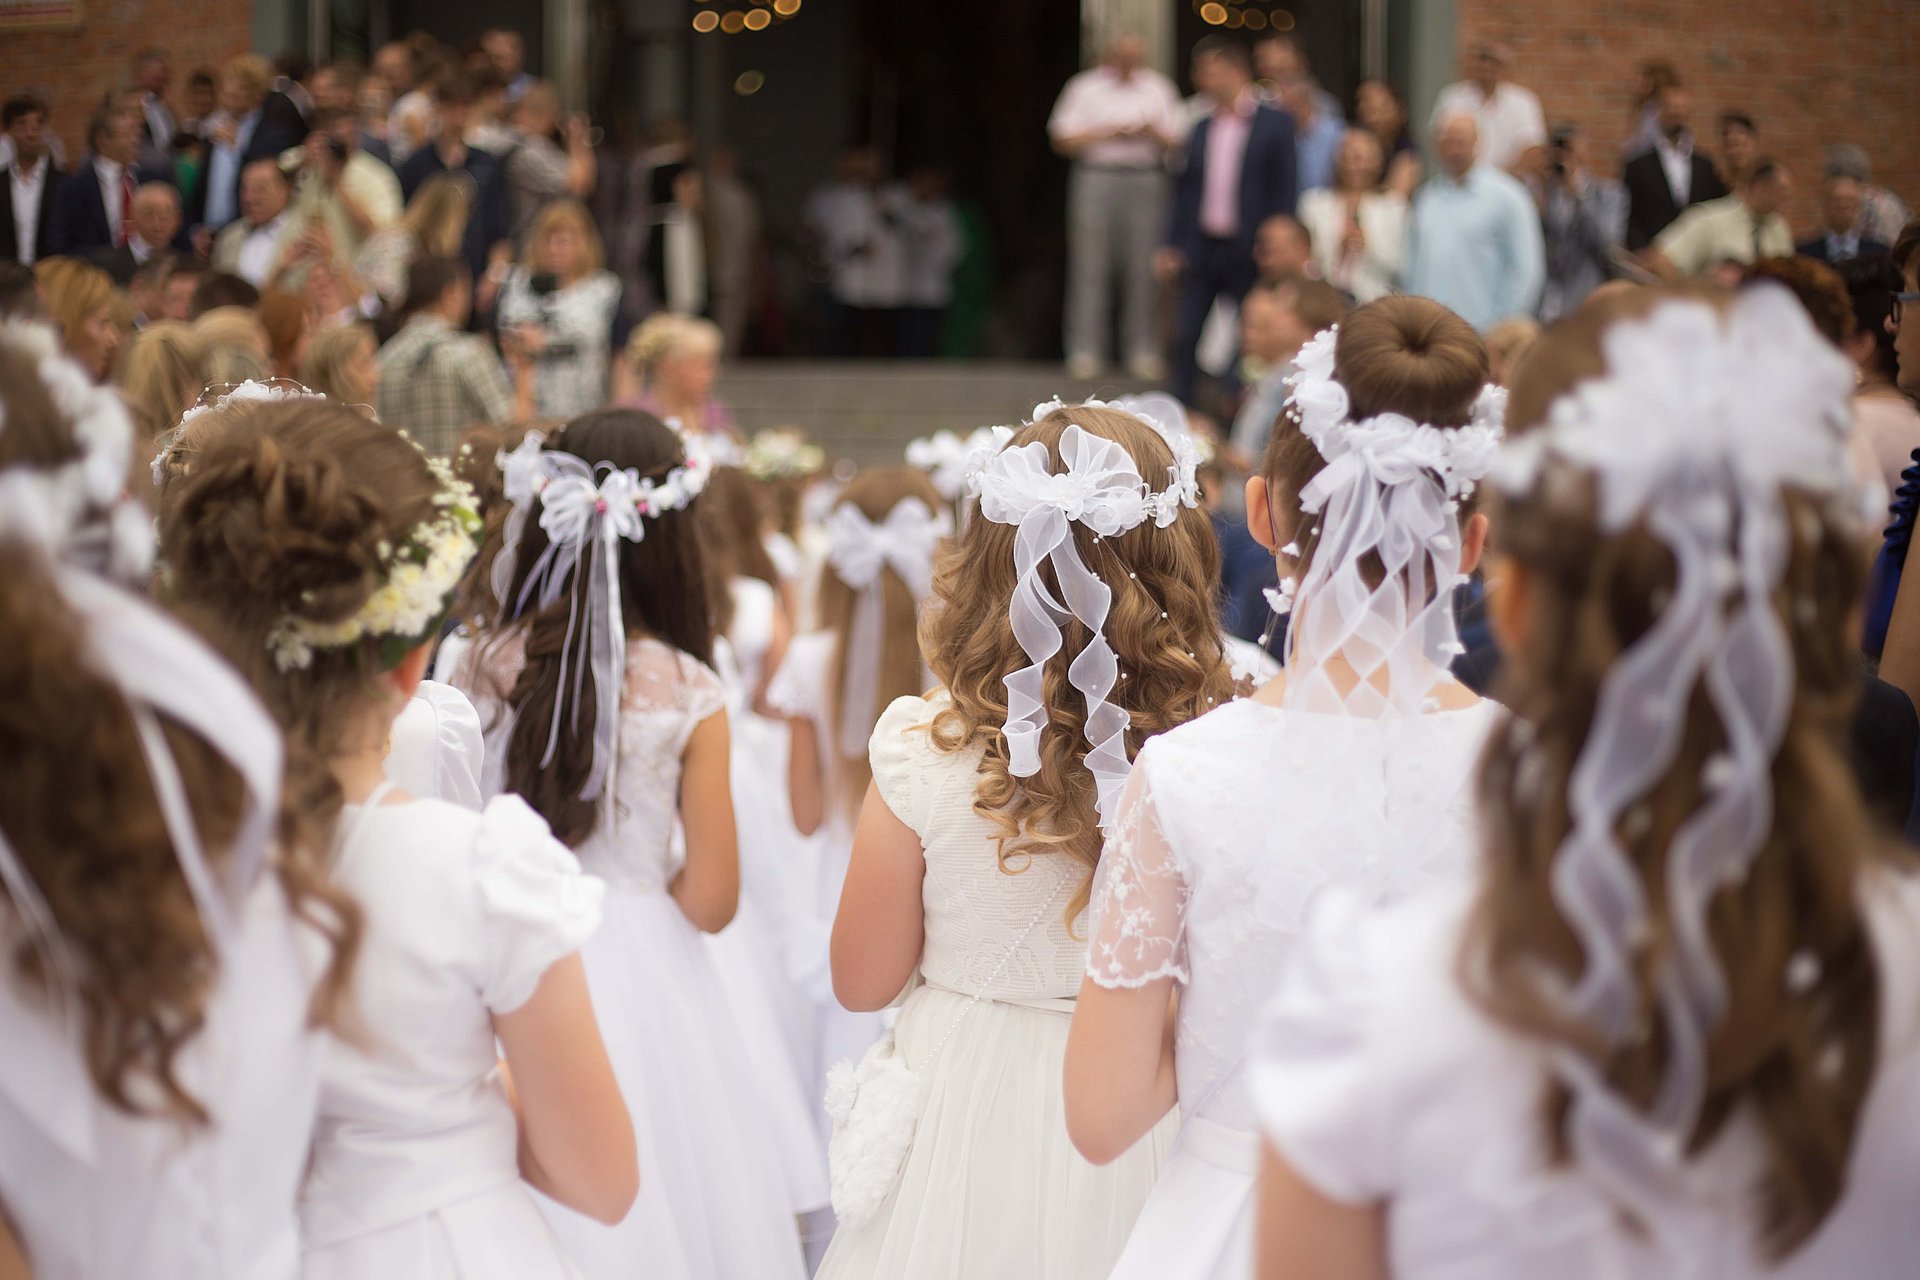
452, 632, 728, 894
870, 693, 1090, 1000
1086, 697, 1499, 1130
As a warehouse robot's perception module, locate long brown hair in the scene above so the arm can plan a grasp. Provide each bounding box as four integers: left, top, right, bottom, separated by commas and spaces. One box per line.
818, 466, 945, 817
0, 337, 353, 1125
697, 464, 780, 637
1466, 285, 1883, 1257
490, 409, 715, 846
921, 406, 1236, 926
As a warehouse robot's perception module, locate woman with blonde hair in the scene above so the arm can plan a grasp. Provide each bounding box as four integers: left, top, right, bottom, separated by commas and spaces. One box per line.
815, 403, 1232, 1280
35, 257, 123, 381
354, 171, 472, 306
300, 321, 380, 407
1250, 284, 1920, 1279
192, 305, 272, 386
1064, 296, 1503, 1280
618, 313, 738, 438
497, 199, 622, 419
116, 320, 207, 441
1296, 129, 1407, 303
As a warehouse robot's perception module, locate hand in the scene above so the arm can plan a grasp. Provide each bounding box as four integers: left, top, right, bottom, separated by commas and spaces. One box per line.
211, 119, 237, 148
1340, 223, 1368, 256
1153, 247, 1186, 285
565, 113, 591, 149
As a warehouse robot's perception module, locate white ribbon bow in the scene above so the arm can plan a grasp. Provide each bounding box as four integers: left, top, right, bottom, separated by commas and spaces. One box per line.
824, 498, 951, 757
976, 424, 1150, 829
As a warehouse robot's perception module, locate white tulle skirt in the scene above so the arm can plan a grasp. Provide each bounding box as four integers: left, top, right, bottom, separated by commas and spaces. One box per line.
1105, 1117, 1257, 1280
304, 1182, 582, 1280
540, 887, 808, 1280
814, 986, 1173, 1280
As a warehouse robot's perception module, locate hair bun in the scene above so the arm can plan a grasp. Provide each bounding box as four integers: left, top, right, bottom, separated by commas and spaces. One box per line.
1334, 295, 1488, 427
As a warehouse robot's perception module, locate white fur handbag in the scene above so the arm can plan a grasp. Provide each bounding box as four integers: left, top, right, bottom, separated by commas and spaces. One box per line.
821, 881, 1066, 1225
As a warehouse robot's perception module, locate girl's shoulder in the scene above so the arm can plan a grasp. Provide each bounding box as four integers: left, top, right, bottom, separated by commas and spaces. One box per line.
624, 637, 727, 720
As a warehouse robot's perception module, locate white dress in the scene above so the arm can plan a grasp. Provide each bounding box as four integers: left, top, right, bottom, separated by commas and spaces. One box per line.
456, 635, 810, 1280
386, 679, 486, 808
301, 790, 604, 1280
764, 629, 890, 1126
1085, 697, 1499, 1280
707, 577, 831, 1217
0, 878, 320, 1280
1251, 871, 1920, 1279
814, 693, 1173, 1280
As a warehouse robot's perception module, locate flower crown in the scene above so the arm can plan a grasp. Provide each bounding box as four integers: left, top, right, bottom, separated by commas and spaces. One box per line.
267, 453, 482, 672
151, 379, 332, 489
744, 427, 826, 482
498, 429, 715, 547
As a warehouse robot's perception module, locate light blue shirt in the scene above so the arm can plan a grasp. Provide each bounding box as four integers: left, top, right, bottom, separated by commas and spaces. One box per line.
203, 108, 260, 230
1404, 166, 1545, 332
1294, 110, 1346, 196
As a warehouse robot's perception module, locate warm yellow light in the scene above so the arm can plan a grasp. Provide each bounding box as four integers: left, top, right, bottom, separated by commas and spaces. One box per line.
1199, 2, 1227, 24
720, 9, 745, 31
691, 9, 719, 31
1243, 9, 1268, 29
1271, 9, 1295, 30
772, 0, 800, 13
734, 70, 765, 94
1223, 8, 1243, 26
743, 7, 770, 28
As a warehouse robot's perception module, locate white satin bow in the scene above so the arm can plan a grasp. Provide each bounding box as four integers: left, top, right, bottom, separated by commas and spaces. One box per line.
825, 498, 951, 757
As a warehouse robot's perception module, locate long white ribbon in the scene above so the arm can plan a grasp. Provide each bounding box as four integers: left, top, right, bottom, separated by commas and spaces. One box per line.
824, 498, 949, 758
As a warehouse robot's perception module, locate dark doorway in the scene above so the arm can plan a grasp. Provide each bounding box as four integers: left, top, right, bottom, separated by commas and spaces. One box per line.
385, 0, 546, 70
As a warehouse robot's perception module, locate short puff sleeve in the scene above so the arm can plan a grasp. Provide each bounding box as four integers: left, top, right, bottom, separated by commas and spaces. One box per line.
1248, 888, 1395, 1204
471, 795, 606, 1013
1085, 750, 1191, 988
386, 681, 486, 809
868, 694, 937, 834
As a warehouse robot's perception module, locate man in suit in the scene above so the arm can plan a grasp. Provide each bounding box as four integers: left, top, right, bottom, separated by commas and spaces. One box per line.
1798, 175, 1890, 264
1623, 86, 1726, 251
46, 105, 173, 258
210, 158, 294, 286
1159, 36, 1299, 405
132, 48, 176, 173
197, 52, 307, 234
2, 94, 61, 265
88, 182, 180, 284
398, 69, 512, 286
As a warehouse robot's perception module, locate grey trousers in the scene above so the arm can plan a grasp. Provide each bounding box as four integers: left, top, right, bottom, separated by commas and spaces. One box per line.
1065, 165, 1168, 365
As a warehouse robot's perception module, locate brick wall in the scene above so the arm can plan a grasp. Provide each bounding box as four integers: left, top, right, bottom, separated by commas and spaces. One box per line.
1454, 0, 1920, 235
0, 0, 253, 162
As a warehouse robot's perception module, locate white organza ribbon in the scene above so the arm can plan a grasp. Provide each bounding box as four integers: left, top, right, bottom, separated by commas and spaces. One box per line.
824, 498, 950, 759
1485, 285, 1855, 1257
976, 424, 1149, 828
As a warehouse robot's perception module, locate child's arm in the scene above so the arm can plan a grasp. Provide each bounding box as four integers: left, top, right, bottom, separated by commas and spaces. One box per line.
671, 709, 740, 933
786, 715, 826, 838
830, 781, 926, 1011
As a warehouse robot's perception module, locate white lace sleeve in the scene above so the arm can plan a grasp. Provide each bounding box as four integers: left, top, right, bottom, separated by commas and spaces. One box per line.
1085, 751, 1191, 989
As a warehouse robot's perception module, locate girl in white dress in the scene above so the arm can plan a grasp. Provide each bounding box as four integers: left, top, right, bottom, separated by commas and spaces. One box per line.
159, 396, 636, 1279
696, 463, 832, 1228
1062, 297, 1506, 1280
1251, 285, 1920, 1279
815, 404, 1232, 1280
766, 465, 949, 1128
0, 326, 353, 1279
452, 409, 809, 1280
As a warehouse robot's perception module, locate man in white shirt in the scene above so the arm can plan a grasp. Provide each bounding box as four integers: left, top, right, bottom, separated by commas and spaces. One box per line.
1429, 42, 1546, 175
212, 158, 293, 286
1623, 86, 1726, 250
1048, 32, 1185, 380
2, 94, 58, 264
896, 166, 964, 358
1649, 159, 1796, 280
48, 106, 166, 257
284, 106, 401, 262
91, 182, 179, 283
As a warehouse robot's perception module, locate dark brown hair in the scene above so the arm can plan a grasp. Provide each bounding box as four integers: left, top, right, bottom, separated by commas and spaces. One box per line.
492, 409, 715, 845
1468, 284, 1883, 1257
697, 464, 780, 637
0, 337, 354, 1125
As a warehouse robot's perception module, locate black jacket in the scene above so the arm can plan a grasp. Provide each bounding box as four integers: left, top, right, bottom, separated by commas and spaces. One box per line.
0, 159, 61, 263
45, 157, 176, 257
1623, 147, 1727, 251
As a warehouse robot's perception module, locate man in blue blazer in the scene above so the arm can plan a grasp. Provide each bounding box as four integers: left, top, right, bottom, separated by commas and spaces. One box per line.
46, 105, 175, 258
1161, 37, 1298, 405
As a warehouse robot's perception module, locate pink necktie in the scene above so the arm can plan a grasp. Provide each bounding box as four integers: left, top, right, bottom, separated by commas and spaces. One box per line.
117, 170, 135, 247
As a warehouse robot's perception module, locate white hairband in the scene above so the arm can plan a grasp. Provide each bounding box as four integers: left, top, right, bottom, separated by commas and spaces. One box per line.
493, 430, 715, 801
824, 497, 951, 758
1485, 284, 1856, 1256
150, 378, 331, 489
1269, 324, 1504, 716
972, 410, 1202, 830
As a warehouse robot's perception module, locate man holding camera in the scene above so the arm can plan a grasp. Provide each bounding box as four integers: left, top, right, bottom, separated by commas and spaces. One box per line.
285, 105, 401, 262
1534, 122, 1624, 322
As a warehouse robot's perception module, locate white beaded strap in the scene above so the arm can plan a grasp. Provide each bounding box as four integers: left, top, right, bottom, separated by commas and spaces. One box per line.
923, 875, 1073, 1065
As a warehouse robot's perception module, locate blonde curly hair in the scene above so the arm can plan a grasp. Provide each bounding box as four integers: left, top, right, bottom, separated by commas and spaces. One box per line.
624, 313, 721, 376
920, 405, 1236, 926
